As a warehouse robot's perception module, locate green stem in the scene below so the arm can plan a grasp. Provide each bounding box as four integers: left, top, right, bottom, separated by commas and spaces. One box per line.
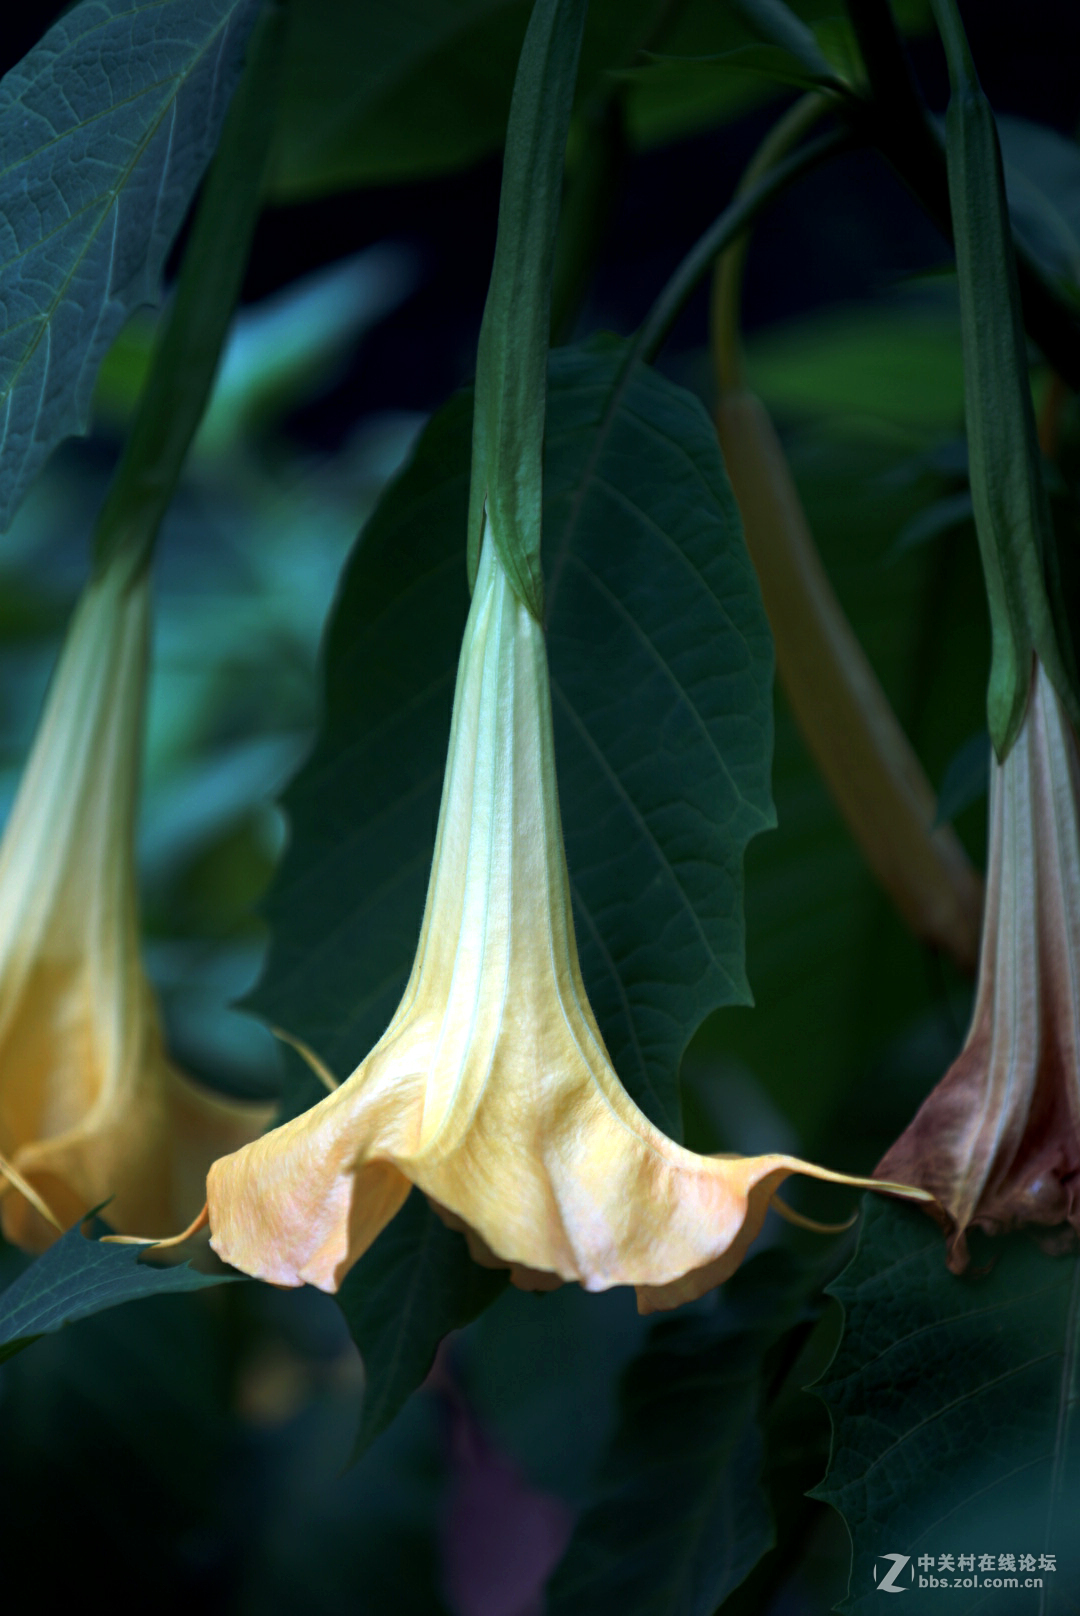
711, 92, 830, 393
634, 124, 854, 370
928, 0, 1078, 750
927, 0, 977, 85
92, 0, 285, 579
467, 0, 589, 620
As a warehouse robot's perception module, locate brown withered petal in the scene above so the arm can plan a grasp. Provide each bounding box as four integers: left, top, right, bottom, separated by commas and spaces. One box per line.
0, 556, 270, 1251
876, 659, 1080, 1270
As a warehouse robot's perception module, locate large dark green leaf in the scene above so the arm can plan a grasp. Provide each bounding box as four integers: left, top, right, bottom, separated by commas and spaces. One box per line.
255, 336, 773, 1139
254, 335, 772, 1443
337, 1190, 506, 1458
0, 1219, 235, 1365
269, 0, 664, 199
462, 1280, 648, 1505
813, 1198, 1080, 1612
0, 0, 260, 530
546, 1250, 812, 1616
544, 345, 775, 1129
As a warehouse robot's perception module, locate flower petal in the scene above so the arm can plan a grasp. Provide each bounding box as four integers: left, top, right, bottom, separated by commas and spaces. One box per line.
876, 661, 1080, 1267
0, 559, 269, 1249
210, 534, 928, 1302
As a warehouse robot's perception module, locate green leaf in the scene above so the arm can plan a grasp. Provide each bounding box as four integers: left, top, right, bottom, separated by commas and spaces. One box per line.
999, 115, 1080, 312
467, 0, 588, 618
814, 1197, 1080, 1612
723, 0, 845, 89
546, 1251, 812, 1615
0, 1219, 234, 1366
934, 728, 989, 824
254, 336, 774, 1142
270, 0, 523, 197
463, 1282, 649, 1503
269, 0, 665, 201
336, 1190, 506, 1459
635, 41, 832, 96
92, 0, 283, 574
267, 0, 899, 200
888, 489, 974, 559
0, 0, 261, 533
746, 297, 966, 441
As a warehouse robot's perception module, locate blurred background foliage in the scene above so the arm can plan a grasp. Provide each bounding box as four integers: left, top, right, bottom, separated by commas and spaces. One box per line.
1, 0, 1079, 1611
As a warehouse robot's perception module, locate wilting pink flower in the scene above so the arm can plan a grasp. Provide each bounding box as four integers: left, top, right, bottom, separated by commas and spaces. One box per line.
877, 659, 1080, 1269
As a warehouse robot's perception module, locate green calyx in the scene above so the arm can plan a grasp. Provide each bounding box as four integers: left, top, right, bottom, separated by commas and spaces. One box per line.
931, 0, 1080, 758
466, 0, 588, 623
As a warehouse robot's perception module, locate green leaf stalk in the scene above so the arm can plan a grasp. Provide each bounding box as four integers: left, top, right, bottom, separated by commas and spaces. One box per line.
466, 0, 588, 621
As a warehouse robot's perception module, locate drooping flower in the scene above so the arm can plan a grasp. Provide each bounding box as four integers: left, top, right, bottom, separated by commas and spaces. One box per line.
714, 389, 984, 973
0, 553, 270, 1251
876, 658, 1080, 1270
207, 532, 927, 1312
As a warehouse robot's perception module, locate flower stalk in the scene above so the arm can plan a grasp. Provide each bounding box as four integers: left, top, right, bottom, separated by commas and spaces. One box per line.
467, 0, 588, 620
929, 0, 1079, 757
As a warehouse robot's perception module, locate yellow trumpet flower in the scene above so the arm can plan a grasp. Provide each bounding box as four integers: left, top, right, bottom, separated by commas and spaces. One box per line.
877, 659, 1080, 1270
208, 533, 927, 1311
0, 553, 270, 1252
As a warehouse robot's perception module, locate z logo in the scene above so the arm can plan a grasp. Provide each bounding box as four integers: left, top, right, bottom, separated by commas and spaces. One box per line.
875, 1554, 914, 1592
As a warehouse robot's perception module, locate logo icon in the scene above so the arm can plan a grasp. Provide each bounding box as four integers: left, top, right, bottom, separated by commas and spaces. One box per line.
875, 1554, 914, 1593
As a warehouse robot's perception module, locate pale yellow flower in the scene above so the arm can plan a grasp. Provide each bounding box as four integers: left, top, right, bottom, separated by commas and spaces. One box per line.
877, 658, 1080, 1270
208, 533, 927, 1311
0, 553, 270, 1251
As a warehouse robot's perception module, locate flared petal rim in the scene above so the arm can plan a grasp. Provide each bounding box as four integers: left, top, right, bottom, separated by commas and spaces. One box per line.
208, 532, 930, 1307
